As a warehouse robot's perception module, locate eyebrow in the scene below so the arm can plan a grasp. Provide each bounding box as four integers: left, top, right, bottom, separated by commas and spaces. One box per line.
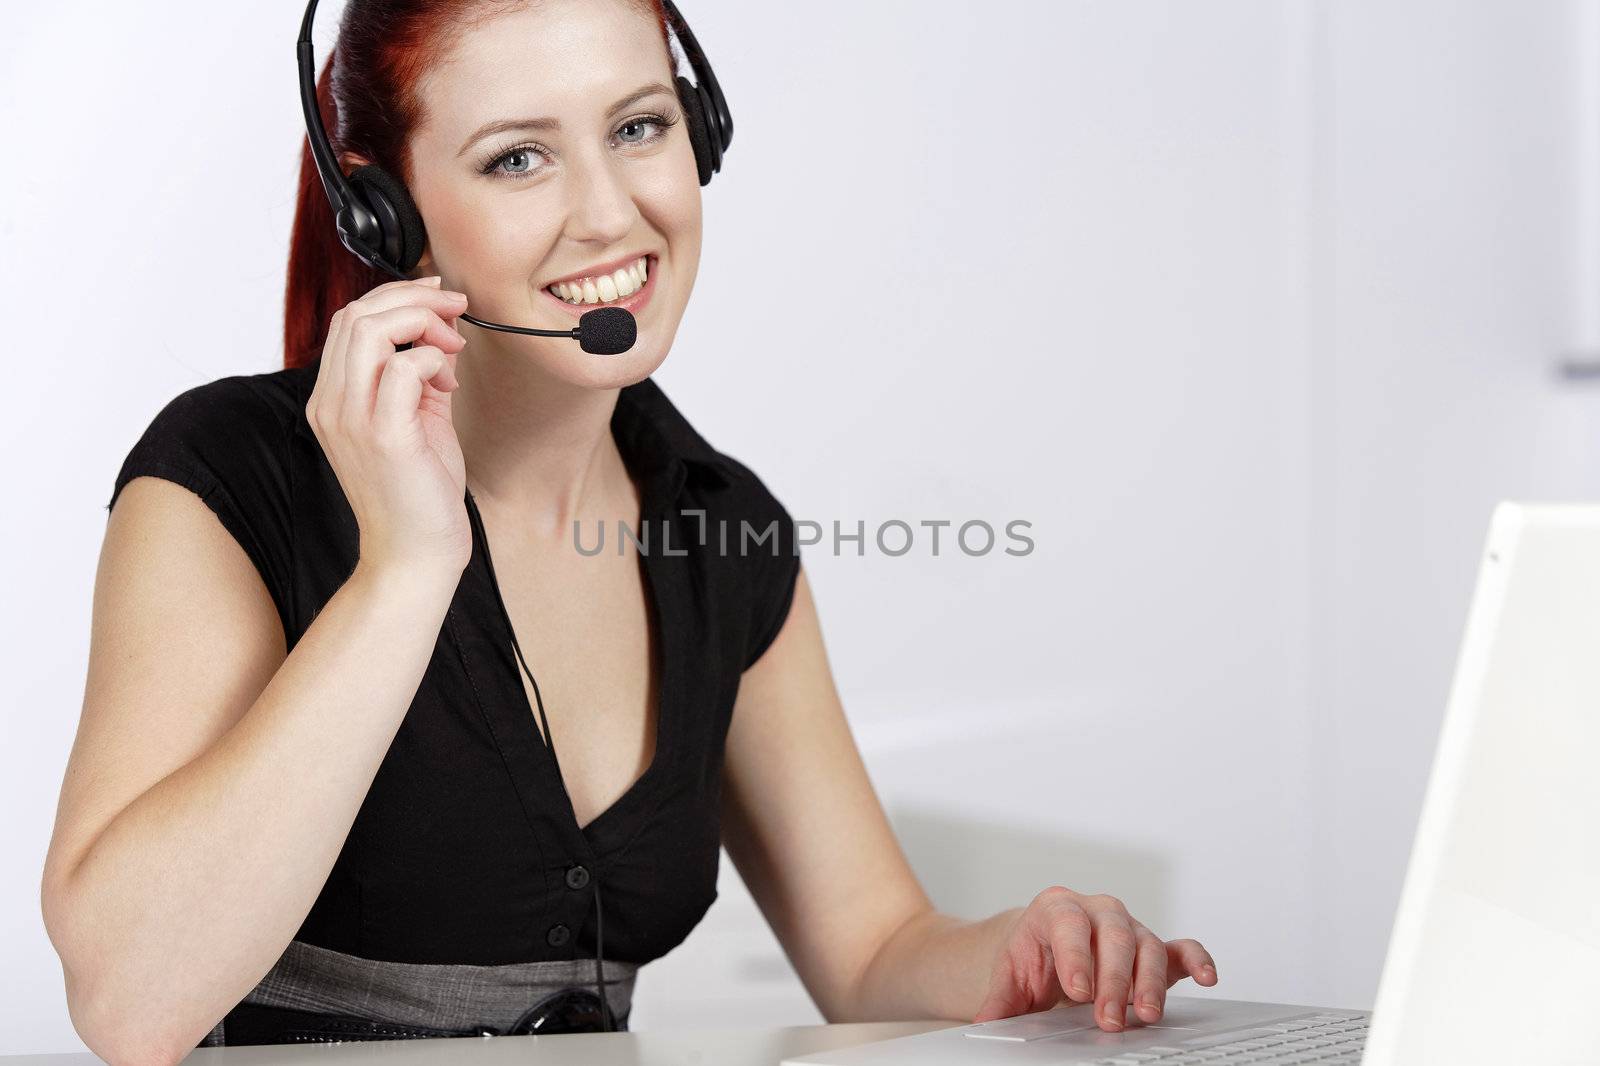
455, 81, 677, 157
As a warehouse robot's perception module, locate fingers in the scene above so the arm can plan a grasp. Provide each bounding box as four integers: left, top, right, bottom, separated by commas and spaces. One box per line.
349, 275, 461, 320
1129, 922, 1169, 1024
995, 888, 1216, 1038
1036, 890, 1095, 1004
373, 345, 455, 446
1165, 938, 1218, 988
320, 307, 347, 402
1089, 902, 1137, 1032
321, 277, 442, 401
340, 304, 467, 426
311, 277, 464, 424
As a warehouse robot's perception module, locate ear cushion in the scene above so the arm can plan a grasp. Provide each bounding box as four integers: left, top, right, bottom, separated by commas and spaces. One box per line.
696, 79, 724, 174
676, 75, 714, 186
348, 164, 427, 273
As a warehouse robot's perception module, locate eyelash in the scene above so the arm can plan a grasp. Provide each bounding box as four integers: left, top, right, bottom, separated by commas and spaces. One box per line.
477, 110, 681, 180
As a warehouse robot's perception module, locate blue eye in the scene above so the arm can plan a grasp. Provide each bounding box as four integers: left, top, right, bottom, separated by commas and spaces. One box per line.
478, 109, 681, 181
498, 148, 535, 175
616, 116, 661, 144
480, 142, 552, 180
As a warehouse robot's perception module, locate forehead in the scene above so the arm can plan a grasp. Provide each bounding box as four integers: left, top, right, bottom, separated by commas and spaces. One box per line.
415, 0, 673, 129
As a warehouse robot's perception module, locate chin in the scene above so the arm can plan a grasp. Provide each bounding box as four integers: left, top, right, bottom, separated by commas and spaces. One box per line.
533, 326, 676, 391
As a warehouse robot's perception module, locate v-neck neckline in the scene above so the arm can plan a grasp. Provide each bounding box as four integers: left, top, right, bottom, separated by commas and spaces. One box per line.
459, 466, 674, 858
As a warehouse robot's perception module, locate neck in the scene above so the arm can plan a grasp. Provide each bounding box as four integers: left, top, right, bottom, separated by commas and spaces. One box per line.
450, 339, 631, 539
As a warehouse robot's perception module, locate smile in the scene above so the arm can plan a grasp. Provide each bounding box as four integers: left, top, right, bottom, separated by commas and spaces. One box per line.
545, 255, 651, 306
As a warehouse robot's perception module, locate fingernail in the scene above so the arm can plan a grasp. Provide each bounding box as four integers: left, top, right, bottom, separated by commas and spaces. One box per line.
1069, 973, 1090, 999
1101, 1002, 1123, 1030
1138, 995, 1161, 1020
419, 275, 442, 284
445, 290, 468, 303
1201, 964, 1217, 982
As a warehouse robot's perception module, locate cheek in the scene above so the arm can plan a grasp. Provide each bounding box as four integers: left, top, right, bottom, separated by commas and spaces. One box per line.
662, 144, 704, 237
667, 189, 703, 291
419, 184, 560, 279
630, 136, 704, 240
641, 162, 703, 265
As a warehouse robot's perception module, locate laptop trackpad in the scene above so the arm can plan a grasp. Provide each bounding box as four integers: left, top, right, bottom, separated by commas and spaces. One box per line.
964, 1001, 1207, 1044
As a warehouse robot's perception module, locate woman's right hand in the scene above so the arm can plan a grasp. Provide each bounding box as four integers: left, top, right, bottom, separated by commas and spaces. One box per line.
306, 275, 473, 580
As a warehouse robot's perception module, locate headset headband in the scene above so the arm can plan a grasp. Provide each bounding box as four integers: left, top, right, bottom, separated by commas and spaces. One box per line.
296, 0, 732, 279
295, 0, 356, 227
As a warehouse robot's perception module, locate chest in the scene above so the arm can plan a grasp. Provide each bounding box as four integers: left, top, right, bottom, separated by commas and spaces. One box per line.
288, 412, 752, 966
481, 522, 662, 835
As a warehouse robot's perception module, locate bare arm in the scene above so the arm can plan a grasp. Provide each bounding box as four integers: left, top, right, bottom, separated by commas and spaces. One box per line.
40, 476, 461, 1064
721, 567, 950, 1022
722, 568, 1218, 1029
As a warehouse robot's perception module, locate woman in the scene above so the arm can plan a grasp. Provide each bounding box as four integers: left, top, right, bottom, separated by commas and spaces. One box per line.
40, 0, 1217, 1058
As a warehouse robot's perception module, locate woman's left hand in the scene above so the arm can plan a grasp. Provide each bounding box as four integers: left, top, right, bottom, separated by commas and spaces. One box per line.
973, 886, 1218, 1032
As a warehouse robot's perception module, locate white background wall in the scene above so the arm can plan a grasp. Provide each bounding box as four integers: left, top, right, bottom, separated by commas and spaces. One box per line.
4, 0, 1598, 1055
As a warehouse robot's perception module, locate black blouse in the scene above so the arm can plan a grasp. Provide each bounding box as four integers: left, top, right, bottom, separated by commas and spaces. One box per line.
104, 362, 801, 991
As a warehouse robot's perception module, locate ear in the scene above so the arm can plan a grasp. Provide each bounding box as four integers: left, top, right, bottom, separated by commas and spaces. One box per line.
339, 152, 373, 174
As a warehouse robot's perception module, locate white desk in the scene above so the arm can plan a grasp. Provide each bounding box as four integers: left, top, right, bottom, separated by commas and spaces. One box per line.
7, 1021, 962, 1065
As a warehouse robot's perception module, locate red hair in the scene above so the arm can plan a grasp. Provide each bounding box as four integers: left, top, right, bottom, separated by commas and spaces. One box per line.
283, 0, 677, 369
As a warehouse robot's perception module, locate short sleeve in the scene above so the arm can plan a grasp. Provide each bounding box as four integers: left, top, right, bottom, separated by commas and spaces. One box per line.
106, 375, 295, 637
717, 457, 802, 671
744, 501, 801, 669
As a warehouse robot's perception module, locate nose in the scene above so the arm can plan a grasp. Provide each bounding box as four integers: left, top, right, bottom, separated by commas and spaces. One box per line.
559, 145, 640, 247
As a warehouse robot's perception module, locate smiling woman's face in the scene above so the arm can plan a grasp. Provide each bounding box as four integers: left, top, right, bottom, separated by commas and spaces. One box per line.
403, 0, 700, 386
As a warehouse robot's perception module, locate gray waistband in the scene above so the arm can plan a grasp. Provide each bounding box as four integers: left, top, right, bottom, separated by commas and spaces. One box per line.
229, 938, 637, 1035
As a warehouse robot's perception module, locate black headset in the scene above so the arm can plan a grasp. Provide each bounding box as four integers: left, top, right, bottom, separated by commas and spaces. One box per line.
293, 0, 735, 1033
296, 0, 733, 282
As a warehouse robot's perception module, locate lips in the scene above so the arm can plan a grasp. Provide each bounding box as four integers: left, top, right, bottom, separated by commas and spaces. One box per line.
542, 251, 655, 291
539, 254, 658, 322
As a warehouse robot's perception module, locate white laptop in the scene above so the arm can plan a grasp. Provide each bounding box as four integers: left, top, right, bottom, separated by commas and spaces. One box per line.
785, 502, 1600, 1066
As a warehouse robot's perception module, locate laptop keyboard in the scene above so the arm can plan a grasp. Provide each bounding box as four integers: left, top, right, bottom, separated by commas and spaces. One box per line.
1081, 1013, 1369, 1065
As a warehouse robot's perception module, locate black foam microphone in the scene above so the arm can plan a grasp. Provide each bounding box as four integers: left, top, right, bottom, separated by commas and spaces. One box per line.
365, 255, 638, 355
537, 306, 636, 356
458, 302, 637, 355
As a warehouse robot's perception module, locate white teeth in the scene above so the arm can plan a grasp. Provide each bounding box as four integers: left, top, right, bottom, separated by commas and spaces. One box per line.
548, 256, 650, 305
